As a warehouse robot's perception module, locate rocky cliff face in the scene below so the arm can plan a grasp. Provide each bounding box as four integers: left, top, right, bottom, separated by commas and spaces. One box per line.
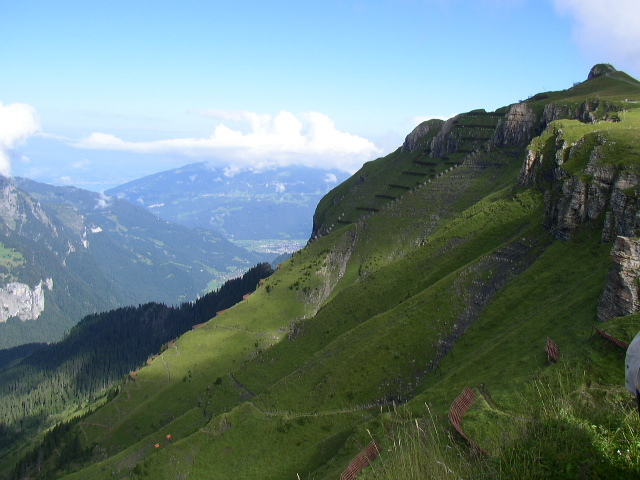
0, 180, 58, 237
490, 103, 539, 148
520, 130, 640, 242
598, 236, 640, 321
0, 278, 53, 322
542, 100, 621, 125
515, 95, 640, 321
492, 97, 621, 160
401, 119, 443, 153
588, 63, 617, 80
429, 115, 461, 158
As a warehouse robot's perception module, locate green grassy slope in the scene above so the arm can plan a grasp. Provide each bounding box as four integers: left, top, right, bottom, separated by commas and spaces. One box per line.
8, 66, 640, 480
56, 155, 538, 480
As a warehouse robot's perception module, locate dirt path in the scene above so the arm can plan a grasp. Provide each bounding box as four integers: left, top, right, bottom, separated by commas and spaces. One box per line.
160, 344, 181, 381
229, 372, 254, 396
247, 400, 391, 419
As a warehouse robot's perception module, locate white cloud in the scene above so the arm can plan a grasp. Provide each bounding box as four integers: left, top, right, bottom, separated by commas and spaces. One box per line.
73, 111, 381, 174
197, 109, 273, 133
72, 159, 91, 169
0, 102, 40, 177
324, 173, 338, 184
275, 182, 286, 193
553, 0, 640, 69
94, 192, 113, 209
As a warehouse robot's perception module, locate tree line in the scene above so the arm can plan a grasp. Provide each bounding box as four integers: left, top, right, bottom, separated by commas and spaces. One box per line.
0, 262, 274, 462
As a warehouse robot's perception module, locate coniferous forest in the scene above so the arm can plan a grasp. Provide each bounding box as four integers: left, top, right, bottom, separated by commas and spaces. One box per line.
0, 262, 273, 472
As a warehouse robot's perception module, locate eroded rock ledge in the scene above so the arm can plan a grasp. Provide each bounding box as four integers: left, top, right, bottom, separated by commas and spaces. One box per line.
598, 236, 640, 321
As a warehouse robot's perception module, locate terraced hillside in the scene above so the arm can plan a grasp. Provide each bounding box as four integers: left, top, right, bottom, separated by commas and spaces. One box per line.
6, 64, 640, 479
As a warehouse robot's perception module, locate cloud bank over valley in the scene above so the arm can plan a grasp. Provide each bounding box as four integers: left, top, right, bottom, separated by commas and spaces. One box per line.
74, 110, 381, 175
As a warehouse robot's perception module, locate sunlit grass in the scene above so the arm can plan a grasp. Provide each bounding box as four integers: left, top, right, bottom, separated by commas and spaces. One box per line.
365, 365, 640, 480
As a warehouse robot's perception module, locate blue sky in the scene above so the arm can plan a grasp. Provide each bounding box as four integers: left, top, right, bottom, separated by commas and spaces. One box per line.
1, 0, 639, 191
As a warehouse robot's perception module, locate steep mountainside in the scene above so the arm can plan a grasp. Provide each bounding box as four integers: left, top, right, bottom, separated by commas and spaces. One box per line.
6, 64, 640, 479
0, 263, 273, 464
106, 163, 349, 242
0, 178, 265, 349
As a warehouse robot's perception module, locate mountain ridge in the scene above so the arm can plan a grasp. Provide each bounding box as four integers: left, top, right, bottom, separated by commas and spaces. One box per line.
5, 64, 640, 479
106, 163, 350, 242
0, 177, 265, 349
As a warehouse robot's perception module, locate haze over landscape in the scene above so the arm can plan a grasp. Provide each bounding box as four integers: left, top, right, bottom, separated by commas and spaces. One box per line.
2, 0, 639, 191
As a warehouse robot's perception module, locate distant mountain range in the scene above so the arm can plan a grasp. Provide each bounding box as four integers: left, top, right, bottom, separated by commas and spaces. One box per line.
106, 163, 350, 241
0, 177, 266, 349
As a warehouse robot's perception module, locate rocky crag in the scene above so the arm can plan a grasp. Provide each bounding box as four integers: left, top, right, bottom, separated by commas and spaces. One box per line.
0, 279, 53, 323
598, 236, 640, 321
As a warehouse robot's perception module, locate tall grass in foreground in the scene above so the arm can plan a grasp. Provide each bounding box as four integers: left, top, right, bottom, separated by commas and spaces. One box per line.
361, 406, 483, 480
364, 365, 640, 479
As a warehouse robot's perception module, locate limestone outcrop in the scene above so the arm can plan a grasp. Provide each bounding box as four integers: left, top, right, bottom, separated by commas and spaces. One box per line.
0, 278, 53, 322
519, 129, 640, 242
598, 236, 640, 321
542, 100, 621, 125
490, 103, 539, 148
401, 119, 443, 153
429, 115, 461, 158
588, 63, 617, 80
517, 101, 640, 322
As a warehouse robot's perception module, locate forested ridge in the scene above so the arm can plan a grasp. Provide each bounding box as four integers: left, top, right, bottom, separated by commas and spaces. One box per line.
0, 262, 273, 466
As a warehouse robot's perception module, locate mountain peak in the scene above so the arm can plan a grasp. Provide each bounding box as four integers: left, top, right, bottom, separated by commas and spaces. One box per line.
588, 63, 617, 80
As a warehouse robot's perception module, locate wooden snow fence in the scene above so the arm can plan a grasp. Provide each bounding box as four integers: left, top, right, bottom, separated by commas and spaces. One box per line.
388, 183, 411, 190
448, 387, 487, 455
546, 337, 559, 363
592, 325, 629, 351
413, 160, 437, 166
340, 441, 382, 480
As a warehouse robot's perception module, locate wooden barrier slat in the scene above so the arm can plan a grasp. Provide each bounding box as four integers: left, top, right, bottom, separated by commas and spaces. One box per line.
546, 337, 559, 362
592, 325, 629, 350
340, 441, 381, 480
448, 387, 487, 455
